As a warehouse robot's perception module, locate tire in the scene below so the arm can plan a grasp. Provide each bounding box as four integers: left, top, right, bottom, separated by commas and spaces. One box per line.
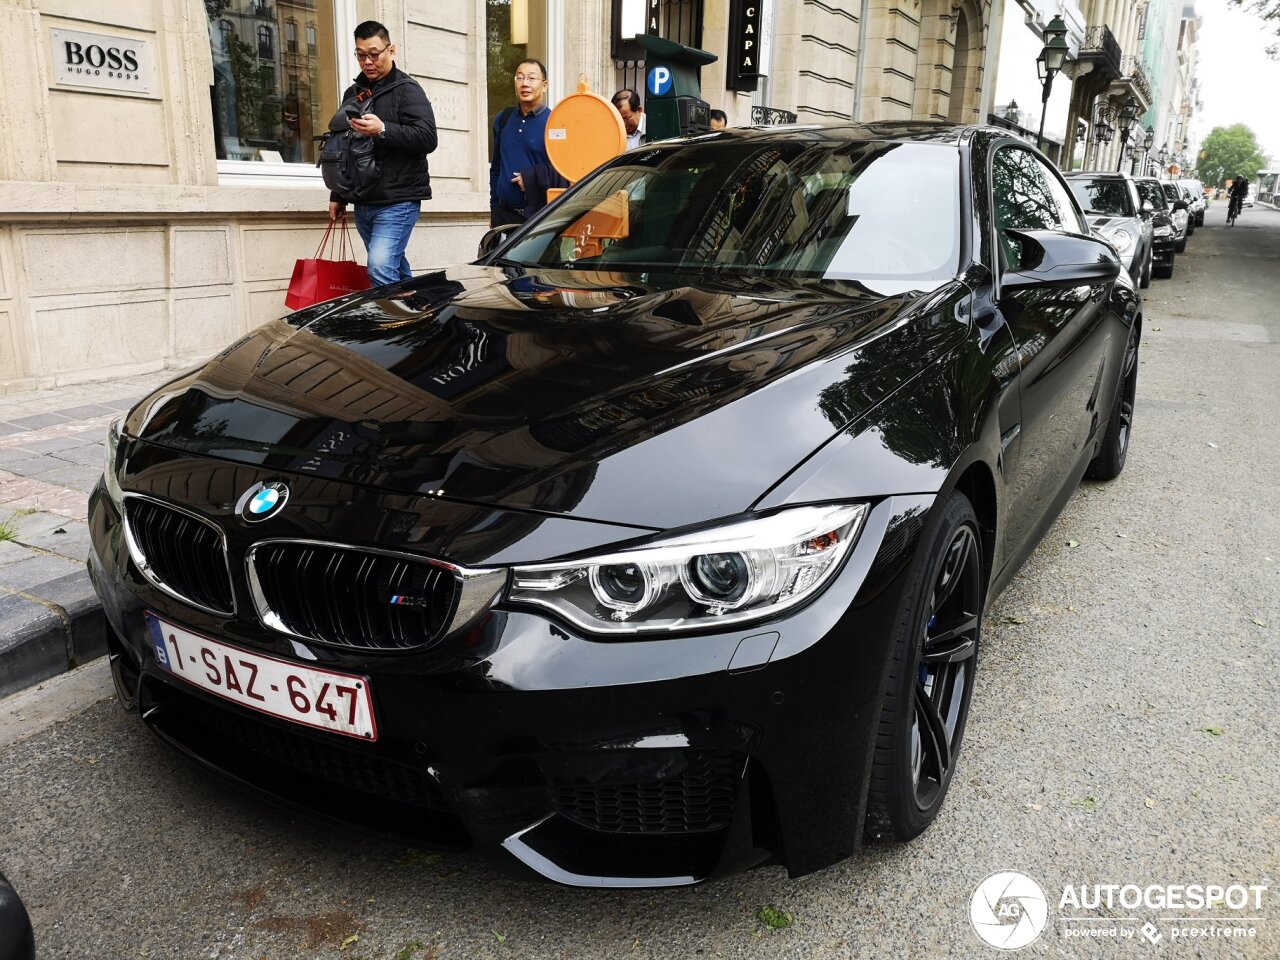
1086, 324, 1139, 481
1175, 236, 1187, 253
1154, 257, 1174, 279
865, 492, 981, 842
1139, 246, 1152, 288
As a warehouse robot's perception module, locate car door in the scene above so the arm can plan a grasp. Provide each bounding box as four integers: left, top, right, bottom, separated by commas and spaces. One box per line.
990, 145, 1112, 559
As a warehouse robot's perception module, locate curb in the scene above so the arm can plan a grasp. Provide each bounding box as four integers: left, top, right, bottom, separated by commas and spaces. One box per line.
0, 566, 106, 700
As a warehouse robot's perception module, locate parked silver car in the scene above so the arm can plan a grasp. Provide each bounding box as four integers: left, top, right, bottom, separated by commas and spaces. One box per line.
1160, 181, 1190, 252
1178, 178, 1206, 226
1065, 172, 1154, 288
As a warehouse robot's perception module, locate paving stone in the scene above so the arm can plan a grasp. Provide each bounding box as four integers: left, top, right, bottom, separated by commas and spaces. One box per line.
0, 593, 66, 699
101, 396, 144, 411
18, 436, 86, 454
34, 465, 102, 493
54, 403, 119, 419
8, 413, 69, 430
20, 520, 92, 561
5, 510, 70, 541
0, 541, 32, 567
0, 456, 48, 476
50, 444, 106, 468
0, 422, 25, 436
0, 551, 82, 591
0, 447, 41, 466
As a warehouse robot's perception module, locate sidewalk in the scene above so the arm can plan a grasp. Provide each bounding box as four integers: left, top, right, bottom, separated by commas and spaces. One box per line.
0, 370, 175, 698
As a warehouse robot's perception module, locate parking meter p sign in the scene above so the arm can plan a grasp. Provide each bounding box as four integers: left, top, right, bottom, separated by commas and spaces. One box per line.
647, 65, 673, 97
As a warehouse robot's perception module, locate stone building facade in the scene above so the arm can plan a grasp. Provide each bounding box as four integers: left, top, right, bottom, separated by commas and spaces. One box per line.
0, 0, 998, 393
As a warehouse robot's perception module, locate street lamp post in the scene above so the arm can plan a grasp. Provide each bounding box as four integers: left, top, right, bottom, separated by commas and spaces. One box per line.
1141, 126, 1154, 175
1093, 101, 1114, 168
1114, 95, 1140, 172
1036, 16, 1070, 153
1004, 99, 1020, 125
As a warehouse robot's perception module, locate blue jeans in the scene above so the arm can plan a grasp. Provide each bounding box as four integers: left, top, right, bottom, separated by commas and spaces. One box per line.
354, 201, 420, 287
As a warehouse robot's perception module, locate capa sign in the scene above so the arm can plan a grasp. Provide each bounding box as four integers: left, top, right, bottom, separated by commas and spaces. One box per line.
727, 0, 773, 91
50, 28, 151, 94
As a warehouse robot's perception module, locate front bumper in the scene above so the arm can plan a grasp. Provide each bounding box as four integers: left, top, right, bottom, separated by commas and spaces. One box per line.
1152, 235, 1176, 265
88, 451, 933, 886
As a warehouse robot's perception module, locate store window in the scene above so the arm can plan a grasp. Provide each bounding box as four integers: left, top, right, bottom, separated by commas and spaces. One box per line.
208, 1, 342, 165
486, 0, 550, 145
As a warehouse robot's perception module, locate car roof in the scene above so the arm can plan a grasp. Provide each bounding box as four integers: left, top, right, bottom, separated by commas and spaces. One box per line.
1063, 171, 1130, 179
695, 121, 983, 147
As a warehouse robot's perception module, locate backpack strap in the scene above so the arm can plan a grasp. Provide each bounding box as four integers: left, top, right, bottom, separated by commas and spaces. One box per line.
491, 107, 515, 165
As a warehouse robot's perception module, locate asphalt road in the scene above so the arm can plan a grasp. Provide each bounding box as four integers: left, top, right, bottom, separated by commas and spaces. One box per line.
1, 201, 1277, 960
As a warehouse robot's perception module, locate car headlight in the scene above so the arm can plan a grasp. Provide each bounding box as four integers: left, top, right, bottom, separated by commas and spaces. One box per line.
1104, 227, 1134, 253
508, 503, 867, 634
1154, 224, 1172, 237
104, 415, 125, 509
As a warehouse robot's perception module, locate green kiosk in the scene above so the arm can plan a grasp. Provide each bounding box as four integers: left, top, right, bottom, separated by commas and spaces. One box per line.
635, 34, 717, 143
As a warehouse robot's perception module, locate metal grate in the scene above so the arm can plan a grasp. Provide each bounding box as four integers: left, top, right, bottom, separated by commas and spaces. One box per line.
248, 541, 459, 651
550, 752, 743, 834
123, 495, 234, 617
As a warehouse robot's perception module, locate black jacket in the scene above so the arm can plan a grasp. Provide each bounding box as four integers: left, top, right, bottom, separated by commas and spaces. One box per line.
329, 66, 437, 205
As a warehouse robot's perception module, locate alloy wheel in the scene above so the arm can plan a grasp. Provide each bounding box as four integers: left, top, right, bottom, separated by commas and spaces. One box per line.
910, 524, 980, 809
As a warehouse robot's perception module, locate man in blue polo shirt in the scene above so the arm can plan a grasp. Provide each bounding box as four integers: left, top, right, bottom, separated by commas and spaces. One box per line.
489, 58, 565, 227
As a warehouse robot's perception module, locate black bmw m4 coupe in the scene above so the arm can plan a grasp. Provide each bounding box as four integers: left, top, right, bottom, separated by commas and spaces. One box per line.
89, 123, 1141, 887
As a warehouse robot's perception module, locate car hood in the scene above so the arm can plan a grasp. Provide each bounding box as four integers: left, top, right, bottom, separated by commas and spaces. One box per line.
127, 266, 967, 529
1086, 214, 1139, 230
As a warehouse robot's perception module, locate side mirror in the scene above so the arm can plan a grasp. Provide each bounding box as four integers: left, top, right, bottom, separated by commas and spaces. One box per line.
1141, 200, 1154, 215
1000, 229, 1122, 294
1174, 199, 1188, 211
477, 224, 521, 260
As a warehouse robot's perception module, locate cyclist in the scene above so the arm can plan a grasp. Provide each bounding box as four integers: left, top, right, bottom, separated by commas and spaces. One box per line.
1228, 175, 1249, 222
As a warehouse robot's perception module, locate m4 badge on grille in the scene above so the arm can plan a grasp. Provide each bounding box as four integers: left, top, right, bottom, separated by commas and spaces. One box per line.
389, 594, 432, 609
237, 481, 290, 523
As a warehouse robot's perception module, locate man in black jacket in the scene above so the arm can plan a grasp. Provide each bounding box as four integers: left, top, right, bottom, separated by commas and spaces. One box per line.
327, 21, 437, 286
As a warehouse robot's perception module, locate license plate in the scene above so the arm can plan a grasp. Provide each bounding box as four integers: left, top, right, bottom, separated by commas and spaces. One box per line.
145, 613, 377, 741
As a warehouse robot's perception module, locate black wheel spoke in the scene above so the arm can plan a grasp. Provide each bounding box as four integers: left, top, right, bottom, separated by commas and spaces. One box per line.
931, 529, 976, 614
924, 615, 979, 661
914, 681, 952, 781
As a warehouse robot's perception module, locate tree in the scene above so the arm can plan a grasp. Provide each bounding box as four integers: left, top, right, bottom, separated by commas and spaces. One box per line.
1196, 124, 1267, 189
1232, 0, 1280, 56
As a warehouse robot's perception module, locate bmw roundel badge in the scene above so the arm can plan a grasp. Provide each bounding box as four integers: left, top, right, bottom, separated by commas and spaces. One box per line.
237, 481, 290, 522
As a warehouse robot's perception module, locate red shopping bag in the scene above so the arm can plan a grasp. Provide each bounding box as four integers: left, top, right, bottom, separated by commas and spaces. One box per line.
284, 215, 371, 310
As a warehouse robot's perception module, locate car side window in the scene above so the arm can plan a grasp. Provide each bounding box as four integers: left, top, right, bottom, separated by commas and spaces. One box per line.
991, 146, 1071, 268
1038, 161, 1089, 234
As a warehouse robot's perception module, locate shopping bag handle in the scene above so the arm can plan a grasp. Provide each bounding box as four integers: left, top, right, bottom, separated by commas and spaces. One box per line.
315, 213, 357, 261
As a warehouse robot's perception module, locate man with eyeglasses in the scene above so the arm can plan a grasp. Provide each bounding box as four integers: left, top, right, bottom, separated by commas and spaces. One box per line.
327, 20, 437, 286
489, 59, 565, 228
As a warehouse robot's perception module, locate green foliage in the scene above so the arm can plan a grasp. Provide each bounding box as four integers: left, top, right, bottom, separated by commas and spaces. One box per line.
757, 904, 793, 930
1232, 0, 1280, 56
1197, 124, 1267, 189
0, 519, 15, 543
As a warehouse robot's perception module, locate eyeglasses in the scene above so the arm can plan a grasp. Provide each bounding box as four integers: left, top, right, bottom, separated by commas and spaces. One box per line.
354, 47, 389, 62
513, 73, 544, 83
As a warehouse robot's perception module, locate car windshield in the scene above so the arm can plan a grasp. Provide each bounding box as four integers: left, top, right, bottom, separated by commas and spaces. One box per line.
1137, 180, 1168, 209
1161, 183, 1180, 204
499, 139, 961, 282
1067, 178, 1133, 216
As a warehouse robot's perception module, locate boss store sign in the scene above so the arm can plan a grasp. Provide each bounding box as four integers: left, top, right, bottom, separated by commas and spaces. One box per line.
726, 0, 773, 92
50, 28, 151, 94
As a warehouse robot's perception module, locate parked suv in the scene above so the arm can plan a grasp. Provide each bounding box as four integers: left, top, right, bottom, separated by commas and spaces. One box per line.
1159, 180, 1191, 251
1178, 178, 1206, 226
1064, 171, 1153, 287
1134, 176, 1178, 278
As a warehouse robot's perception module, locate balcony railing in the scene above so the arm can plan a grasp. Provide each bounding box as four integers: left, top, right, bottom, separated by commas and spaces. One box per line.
1120, 56, 1153, 106
1079, 25, 1122, 75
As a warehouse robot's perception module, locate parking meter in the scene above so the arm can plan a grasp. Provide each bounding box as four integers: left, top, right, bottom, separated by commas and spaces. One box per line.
635, 34, 717, 142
